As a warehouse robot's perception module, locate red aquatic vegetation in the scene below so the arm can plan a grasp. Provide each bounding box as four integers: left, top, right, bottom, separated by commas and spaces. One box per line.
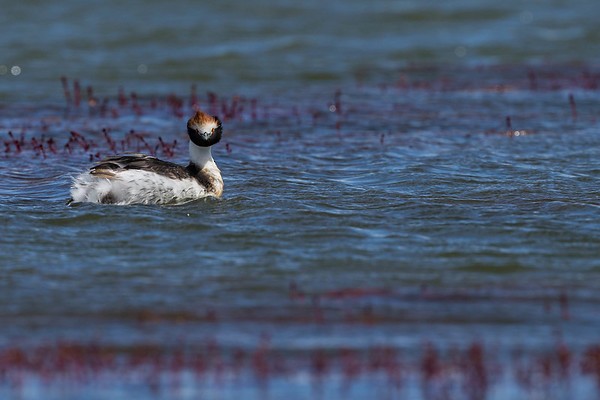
462, 343, 488, 400
46, 137, 57, 154
581, 69, 599, 90
582, 346, 600, 389
421, 342, 441, 385
167, 94, 184, 117
311, 349, 328, 378
232, 347, 246, 376
190, 84, 198, 109
1, 340, 600, 397
221, 96, 243, 120
288, 281, 306, 301
321, 287, 390, 300
86, 85, 98, 109
569, 93, 577, 122
333, 89, 342, 114
131, 92, 143, 116
502, 115, 529, 137
2, 125, 189, 161
5, 131, 22, 154
207, 91, 218, 115
556, 341, 571, 379
3, 65, 600, 163
102, 128, 117, 153
128, 129, 154, 155
30, 136, 46, 158
100, 98, 110, 116
251, 98, 258, 120
60, 76, 72, 106
157, 137, 177, 157
69, 131, 91, 152
340, 347, 361, 385
73, 79, 82, 108
118, 86, 127, 107
372, 346, 403, 388
311, 295, 325, 324
505, 115, 512, 132
310, 110, 322, 126
528, 70, 538, 91
252, 335, 271, 384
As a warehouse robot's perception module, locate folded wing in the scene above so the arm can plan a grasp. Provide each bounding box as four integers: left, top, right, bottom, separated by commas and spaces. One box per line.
90, 154, 191, 180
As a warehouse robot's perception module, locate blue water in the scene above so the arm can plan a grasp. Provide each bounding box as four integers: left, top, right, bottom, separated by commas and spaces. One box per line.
1, 1, 600, 399
2, 0, 600, 101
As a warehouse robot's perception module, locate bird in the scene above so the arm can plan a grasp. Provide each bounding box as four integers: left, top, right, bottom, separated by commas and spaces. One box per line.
68, 110, 223, 205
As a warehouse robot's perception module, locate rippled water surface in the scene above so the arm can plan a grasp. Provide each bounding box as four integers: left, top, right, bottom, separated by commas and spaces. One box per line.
1, 1, 600, 399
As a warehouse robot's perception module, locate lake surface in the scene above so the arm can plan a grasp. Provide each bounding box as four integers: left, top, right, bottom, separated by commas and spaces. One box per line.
1, 1, 599, 399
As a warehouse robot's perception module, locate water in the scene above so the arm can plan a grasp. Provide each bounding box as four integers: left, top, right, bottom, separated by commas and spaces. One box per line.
1, 1, 600, 399
2, 0, 600, 101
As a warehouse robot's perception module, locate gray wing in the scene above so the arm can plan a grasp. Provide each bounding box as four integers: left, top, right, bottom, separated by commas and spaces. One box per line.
90, 154, 191, 180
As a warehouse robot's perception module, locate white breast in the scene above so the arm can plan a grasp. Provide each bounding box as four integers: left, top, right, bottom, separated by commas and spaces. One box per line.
70, 170, 211, 205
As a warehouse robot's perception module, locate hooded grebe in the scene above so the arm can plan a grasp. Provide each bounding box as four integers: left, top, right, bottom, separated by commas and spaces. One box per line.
69, 110, 223, 205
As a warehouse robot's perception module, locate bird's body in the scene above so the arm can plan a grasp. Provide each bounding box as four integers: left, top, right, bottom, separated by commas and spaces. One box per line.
69, 110, 223, 205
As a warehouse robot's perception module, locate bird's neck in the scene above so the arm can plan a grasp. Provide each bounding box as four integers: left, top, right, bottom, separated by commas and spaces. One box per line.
189, 142, 214, 169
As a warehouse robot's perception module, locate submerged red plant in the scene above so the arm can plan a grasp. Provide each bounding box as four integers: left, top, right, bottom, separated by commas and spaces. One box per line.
0, 339, 599, 398
569, 93, 577, 122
